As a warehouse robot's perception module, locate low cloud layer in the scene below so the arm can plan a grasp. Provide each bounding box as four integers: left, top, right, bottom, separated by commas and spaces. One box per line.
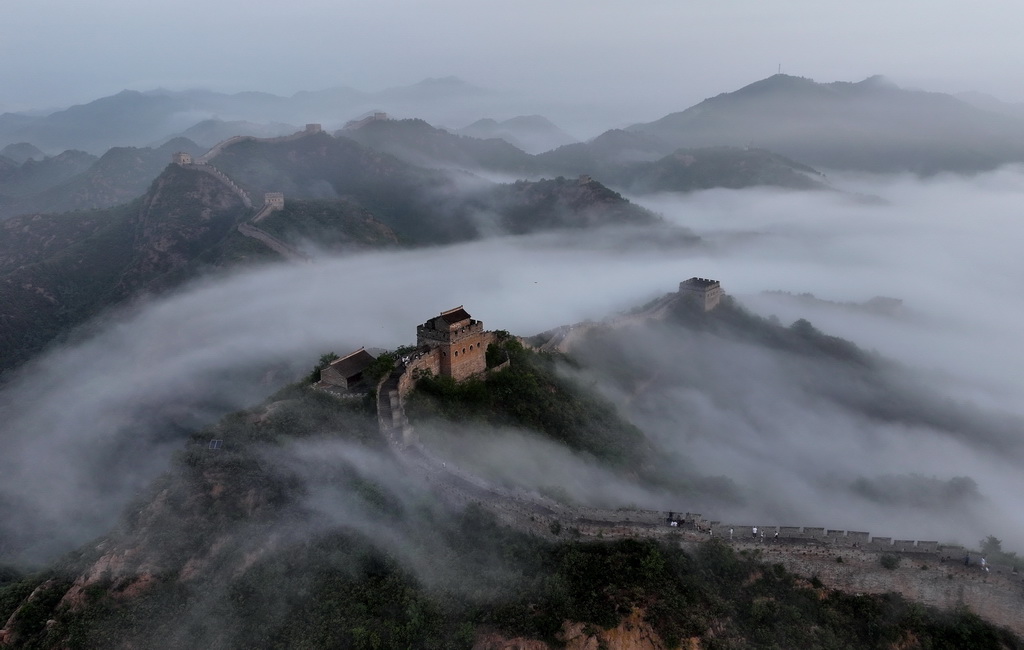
3, 166, 1024, 562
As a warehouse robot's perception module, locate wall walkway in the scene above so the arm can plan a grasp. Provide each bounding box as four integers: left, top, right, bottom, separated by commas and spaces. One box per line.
236, 223, 308, 262
184, 163, 252, 209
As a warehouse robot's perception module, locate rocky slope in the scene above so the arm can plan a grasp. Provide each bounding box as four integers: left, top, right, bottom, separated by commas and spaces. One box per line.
0, 138, 204, 221
0, 164, 249, 371
2, 370, 1020, 649
0, 149, 96, 199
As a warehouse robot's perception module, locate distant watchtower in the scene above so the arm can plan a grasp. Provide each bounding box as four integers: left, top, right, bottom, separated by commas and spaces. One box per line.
171, 152, 193, 166
416, 306, 488, 381
304, 123, 322, 133
679, 277, 723, 311
263, 192, 285, 210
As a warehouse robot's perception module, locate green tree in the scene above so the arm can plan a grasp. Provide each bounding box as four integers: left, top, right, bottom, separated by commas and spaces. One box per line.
980, 535, 1002, 555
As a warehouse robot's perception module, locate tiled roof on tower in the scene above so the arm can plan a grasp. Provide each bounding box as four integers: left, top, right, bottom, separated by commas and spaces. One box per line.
439, 306, 472, 324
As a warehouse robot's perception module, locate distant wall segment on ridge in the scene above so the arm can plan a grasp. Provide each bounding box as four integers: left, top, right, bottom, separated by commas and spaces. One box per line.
196, 126, 327, 164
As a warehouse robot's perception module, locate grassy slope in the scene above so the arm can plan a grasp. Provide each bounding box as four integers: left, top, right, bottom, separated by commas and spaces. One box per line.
406, 335, 649, 468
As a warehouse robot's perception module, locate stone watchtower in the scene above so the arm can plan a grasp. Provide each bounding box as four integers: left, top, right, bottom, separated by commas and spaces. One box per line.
679, 277, 723, 311
263, 192, 285, 210
171, 152, 193, 165
416, 306, 489, 381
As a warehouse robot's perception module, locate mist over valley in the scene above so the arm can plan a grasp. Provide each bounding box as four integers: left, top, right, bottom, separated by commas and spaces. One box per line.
2, 3, 1024, 645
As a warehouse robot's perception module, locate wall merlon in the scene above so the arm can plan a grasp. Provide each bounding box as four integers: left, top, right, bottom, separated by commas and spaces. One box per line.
803, 527, 825, 538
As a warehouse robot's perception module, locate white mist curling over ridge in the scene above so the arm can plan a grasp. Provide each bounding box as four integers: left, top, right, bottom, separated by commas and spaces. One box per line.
0, 229, 703, 561
634, 165, 1024, 407
3, 165, 1024, 560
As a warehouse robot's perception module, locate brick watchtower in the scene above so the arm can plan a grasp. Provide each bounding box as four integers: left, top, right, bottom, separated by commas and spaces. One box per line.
263, 192, 285, 210
679, 277, 723, 311
416, 306, 489, 381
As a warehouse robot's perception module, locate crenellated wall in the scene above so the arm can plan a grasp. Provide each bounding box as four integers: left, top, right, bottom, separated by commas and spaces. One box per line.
185, 163, 253, 208
196, 127, 326, 164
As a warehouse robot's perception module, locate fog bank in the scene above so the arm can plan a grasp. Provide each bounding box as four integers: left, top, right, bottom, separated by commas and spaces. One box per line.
3, 166, 1024, 561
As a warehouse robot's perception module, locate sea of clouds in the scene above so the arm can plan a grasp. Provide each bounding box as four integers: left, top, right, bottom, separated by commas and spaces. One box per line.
3, 165, 1024, 562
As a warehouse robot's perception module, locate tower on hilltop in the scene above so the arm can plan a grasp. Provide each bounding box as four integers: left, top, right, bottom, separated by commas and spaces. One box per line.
679, 277, 723, 311
416, 306, 489, 381
171, 152, 192, 165
263, 192, 285, 210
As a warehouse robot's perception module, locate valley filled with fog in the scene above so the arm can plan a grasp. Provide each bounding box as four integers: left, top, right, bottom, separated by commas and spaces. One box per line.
3, 165, 1023, 562
6, 2, 1024, 645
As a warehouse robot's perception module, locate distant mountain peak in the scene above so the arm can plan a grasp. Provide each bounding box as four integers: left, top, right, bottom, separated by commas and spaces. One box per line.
858, 74, 897, 88
630, 73, 1024, 174
457, 114, 576, 154
416, 75, 474, 86
401, 76, 487, 94
1, 142, 46, 163
465, 118, 500, 128
733, 74, 818, 94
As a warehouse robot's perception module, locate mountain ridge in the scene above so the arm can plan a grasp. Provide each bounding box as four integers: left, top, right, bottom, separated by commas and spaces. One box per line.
629, 74, 1024, 173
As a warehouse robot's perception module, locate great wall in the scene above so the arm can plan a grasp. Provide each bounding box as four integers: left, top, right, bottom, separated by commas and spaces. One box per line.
363, 292, 1024, 638
171, 126, 326, 261
171, 126, 1024, 635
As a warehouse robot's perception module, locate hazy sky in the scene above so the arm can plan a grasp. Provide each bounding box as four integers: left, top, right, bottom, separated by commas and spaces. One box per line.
2, 0, 1023, 118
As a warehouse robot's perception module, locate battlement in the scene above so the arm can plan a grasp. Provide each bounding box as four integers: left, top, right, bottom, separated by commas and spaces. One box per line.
679, 276, 724, 311
171, 151, 193, 165
415, 306, 491, 381
342, 112, 390, 130
416, 319, 485, 344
